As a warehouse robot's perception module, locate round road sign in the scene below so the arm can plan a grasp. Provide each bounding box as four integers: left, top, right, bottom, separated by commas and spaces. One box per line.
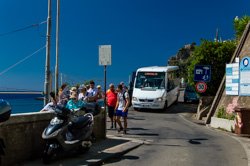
195, 82, 207, 93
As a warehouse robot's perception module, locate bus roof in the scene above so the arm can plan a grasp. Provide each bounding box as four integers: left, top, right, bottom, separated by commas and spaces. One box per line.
136, 66, 179, 72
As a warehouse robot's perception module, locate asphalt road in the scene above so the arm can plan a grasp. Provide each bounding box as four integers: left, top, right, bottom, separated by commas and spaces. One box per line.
104, 103, 247, 166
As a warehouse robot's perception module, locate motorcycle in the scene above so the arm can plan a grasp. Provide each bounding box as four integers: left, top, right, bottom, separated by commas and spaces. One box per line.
0, 99, 11, 165
42, 105, 95, 164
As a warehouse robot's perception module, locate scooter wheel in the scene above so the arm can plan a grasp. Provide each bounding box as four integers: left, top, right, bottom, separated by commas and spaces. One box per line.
77, 145, 90, 154
42, 153, 52, 164
42, 144, 53, 164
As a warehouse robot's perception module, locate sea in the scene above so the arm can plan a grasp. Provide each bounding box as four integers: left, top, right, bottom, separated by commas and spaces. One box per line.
0, 93, 44, 114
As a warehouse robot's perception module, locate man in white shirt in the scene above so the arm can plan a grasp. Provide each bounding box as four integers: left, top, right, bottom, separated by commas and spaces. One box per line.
86, 80, 98, 102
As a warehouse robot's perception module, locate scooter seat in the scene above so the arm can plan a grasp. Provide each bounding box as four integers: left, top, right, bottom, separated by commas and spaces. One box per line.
70, 116, 91, 129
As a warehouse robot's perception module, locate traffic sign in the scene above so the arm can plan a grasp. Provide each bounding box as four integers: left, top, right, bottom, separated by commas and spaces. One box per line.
99, 45, 112, 66
194, 65, 211, 82
195, 81, 207, 93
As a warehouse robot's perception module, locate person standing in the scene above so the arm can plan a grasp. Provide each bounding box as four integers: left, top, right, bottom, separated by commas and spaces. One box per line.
106, 83, 117, 129
115, 84, 130, 134
58, 83, 69, 106
86, 80, 98, 102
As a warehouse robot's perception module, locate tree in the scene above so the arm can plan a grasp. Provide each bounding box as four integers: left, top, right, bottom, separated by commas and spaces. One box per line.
234, 15, 250, 41
186, 40, 236, 96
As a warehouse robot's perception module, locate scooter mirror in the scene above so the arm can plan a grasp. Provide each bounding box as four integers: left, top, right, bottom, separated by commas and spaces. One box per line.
0, 99, 11, 123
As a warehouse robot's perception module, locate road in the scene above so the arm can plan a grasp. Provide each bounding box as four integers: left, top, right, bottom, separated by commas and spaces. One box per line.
104, 103, 247, 166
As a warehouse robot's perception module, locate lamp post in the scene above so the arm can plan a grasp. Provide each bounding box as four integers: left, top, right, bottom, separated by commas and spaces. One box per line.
55, 0, 60, 95
44, 0, 52, 106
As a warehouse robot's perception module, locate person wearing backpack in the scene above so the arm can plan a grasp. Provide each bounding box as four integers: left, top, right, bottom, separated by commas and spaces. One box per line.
115, 84, 130, 134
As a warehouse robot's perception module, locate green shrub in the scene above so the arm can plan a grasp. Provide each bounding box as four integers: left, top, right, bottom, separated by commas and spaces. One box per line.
216, 107, 235, 120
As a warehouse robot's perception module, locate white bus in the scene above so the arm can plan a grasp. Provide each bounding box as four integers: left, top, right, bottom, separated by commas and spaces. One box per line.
132, 66, 180, 110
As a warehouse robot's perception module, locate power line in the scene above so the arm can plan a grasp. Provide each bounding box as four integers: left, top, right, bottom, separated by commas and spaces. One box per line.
0, 20, 47, 37
0, 45, 46, 76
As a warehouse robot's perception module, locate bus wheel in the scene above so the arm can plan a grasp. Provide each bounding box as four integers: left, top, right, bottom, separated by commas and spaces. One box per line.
133, 107, 139, 111
163, 101, 168, 111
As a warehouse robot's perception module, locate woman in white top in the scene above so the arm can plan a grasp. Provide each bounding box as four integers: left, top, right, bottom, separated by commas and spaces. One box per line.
78, 85, 88, 101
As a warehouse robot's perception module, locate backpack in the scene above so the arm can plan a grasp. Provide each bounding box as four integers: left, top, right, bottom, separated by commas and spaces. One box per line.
123, 91, 132, 108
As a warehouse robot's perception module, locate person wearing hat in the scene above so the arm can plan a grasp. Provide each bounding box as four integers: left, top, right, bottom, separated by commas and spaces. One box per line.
96, 85, 104, 100
78, 85, 88, 101
66, 91, 84, 110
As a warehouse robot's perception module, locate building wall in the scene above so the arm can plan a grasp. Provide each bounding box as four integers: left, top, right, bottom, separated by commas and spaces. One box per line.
0, 110, 105, 166
216, 32, 250, 114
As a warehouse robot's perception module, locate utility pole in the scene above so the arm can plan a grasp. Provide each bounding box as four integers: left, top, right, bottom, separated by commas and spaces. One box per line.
55, 0, 60, 95
44, 0, 52, 106
60, 73, 63, 86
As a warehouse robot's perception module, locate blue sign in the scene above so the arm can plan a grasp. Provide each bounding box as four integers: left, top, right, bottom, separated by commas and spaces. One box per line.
194, 65, 211, 82
225, 63, 239, 96
239, 56, 250, 96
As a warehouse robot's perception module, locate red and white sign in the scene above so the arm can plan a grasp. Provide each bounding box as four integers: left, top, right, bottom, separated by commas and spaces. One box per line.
195, 81, 207, 93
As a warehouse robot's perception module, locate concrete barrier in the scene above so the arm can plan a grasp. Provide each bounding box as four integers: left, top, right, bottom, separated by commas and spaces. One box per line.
0, 110, 105, 166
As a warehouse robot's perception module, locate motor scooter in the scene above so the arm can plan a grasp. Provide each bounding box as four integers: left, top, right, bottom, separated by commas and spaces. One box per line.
42, 105, 94, 164
0, 99, 11, 165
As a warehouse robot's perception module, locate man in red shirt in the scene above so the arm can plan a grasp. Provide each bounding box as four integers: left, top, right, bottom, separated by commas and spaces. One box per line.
106, 83, 117, 129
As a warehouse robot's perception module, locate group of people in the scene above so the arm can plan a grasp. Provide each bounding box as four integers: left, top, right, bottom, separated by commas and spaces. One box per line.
106, 82, 130, 134
40, 80, 130, 134
40, 80, 104, 112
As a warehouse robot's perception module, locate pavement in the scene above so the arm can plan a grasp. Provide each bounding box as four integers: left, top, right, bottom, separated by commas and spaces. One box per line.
23, 130, 144, 166
23, 109, 250, 166
180, 112, 250, 166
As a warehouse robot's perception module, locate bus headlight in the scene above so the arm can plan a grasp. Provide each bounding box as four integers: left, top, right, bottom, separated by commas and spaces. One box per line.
156, 97, 163, 102
132, 97, 138, 101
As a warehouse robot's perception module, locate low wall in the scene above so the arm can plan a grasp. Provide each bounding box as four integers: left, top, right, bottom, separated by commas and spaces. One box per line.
210, 117, 235, 132
0, 110, 105, 166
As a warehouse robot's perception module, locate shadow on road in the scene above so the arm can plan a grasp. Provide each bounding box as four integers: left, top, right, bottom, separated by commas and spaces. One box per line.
127, 117, 145, 120
132, 103, 198, 114
128, 127, 149, 131
103, 155, 140, 165
188, 138, 208, 145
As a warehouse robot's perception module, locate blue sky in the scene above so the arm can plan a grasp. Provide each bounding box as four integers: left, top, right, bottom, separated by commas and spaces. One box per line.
0, 0, 250, 91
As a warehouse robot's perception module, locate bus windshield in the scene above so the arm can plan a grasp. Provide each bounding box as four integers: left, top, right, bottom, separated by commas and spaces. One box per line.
135, 72, 165, 89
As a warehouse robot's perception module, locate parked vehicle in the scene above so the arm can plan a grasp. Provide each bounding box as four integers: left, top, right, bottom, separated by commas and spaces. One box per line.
184, 85, 200, 103
0, 99, 11, 122
42, 105, 95, 164
0, 99, 11, 164
132, 66, 180, 110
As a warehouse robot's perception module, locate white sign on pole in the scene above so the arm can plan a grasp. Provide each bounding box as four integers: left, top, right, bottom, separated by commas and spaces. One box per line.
99, 45, 111, 66
226, 63, 239, 95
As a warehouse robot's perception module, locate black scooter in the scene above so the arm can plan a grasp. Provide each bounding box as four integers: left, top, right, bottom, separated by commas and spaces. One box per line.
42, 105, 95, 164
0, 99, 11, 165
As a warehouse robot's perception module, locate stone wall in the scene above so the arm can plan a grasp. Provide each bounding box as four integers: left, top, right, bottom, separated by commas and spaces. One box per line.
0, 110, 105, 166
215, 26, 250, 116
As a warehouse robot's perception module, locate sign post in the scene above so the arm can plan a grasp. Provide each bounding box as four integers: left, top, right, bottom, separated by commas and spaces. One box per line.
99, 45, 112, 138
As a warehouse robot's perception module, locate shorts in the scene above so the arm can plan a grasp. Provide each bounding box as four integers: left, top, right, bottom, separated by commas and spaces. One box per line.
108, 106, 115, 118
116, 109, 128, 117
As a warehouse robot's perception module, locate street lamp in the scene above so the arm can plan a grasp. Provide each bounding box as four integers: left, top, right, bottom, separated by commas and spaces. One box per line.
44, 0, 52, 106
